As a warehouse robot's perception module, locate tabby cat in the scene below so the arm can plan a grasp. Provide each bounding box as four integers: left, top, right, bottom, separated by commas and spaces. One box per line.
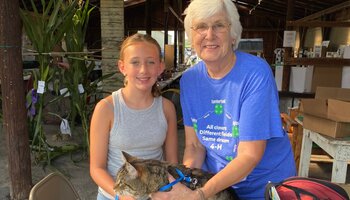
114, 151, 239, 200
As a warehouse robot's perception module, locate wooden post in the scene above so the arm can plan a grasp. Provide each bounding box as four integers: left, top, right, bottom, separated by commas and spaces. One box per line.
100, 0, 124, 92
0, 0, 32, 199
174, 20, 178, 69
176, 0, 184, 65
164, 0, 169, 45
145, 0, 152, 35
282, 0, 295, 91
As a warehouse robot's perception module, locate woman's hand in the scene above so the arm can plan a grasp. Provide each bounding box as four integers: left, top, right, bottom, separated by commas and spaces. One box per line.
119, 195, 135, 200
150, 175, 200, 200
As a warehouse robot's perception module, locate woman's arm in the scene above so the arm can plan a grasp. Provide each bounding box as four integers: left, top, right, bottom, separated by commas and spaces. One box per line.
90, 96, 116, 197
200, 140, 266, 198
182, 126, 206, 168
162, 98, 178, 164
151, 140, 266, 200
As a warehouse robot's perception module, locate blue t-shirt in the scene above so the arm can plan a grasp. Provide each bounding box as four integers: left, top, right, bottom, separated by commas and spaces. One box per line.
180, 51, 296, 199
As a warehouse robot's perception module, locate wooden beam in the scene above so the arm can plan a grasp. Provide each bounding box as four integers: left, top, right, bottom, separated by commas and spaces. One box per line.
244, 28, 284, 32
287, 20, 350, 27
169, 6, 183, 24
164, 0, 169, 44
282, 0, 295, 91
124, 0, 145, 7
145, 0, 151, 35
284, 58, 350, 66
286, 0, 295, 21
295, 1, 350, 22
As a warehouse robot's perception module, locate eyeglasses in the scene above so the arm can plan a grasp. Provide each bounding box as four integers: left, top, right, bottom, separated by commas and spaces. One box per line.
191, 22, 231, 35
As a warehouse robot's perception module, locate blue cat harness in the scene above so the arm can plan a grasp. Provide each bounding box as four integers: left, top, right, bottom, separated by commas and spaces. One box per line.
159, 168, 197, 191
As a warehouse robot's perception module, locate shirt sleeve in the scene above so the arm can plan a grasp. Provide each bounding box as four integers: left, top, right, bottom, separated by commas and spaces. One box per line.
238, 61, 284, 141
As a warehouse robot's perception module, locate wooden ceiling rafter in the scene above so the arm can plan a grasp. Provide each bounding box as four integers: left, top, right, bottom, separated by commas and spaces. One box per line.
287, 21, 350, 28
168, 6, 183, 24
286, 1, 350, 29
294, 1, 350, 22
236, 4, 286, 19
124, 0, 146, 7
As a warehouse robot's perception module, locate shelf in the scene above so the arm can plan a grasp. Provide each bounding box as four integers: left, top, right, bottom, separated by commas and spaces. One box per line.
158, 70, 184, 90
279, 91, 315, 98
284, 58, 350, 66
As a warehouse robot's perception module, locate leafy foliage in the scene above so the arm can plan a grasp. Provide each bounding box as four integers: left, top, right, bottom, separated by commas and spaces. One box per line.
20, 0, 78, 164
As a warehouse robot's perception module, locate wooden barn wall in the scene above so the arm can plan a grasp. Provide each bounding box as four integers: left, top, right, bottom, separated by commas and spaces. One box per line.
240, 14, 285, 65
125, 1, 184, 33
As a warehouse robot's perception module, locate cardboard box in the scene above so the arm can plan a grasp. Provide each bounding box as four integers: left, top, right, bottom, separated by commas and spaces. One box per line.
300, 87, 350, 121
311, 66, 342, 92
328, 99, 350, 122
303, 114, 350, 138
315, 87, 350, 101
300, 87, 350, 137
299, 98, 328, 118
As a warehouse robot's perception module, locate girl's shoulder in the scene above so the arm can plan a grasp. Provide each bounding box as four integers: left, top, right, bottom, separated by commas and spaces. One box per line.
161, 96, 176, 115
161, 96, 175, 111
95, 95, 114, 112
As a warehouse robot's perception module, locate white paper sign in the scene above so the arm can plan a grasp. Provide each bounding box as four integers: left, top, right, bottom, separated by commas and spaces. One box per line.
283, 31, 296, 48
78, 84, 85, 94
37, 81, 45, 94
60, 88, 70, 97
60, 119, 71, 136
322, 40, 330, 47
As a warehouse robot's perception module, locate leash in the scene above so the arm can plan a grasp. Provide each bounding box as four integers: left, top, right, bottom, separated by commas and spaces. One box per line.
159, 168, 196, 191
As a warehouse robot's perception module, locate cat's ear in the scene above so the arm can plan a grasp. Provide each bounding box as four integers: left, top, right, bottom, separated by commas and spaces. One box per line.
121, 151, 137, 163
121, 151, 139, 178
125, 162, 138, 179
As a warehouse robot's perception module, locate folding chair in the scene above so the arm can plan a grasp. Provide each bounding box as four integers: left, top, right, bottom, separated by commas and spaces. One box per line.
29, 172, 81, 200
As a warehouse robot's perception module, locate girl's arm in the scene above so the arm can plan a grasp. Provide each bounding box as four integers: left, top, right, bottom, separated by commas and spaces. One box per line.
90, 96, 116, 197
162, 98, 178, 164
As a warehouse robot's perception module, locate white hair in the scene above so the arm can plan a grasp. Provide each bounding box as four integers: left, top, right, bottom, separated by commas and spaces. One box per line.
184, 0, 242, 50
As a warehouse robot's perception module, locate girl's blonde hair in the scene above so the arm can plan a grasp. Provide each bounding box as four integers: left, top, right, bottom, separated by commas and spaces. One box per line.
119, 33, 163, 97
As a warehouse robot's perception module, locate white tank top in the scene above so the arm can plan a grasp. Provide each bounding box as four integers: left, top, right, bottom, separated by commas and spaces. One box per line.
98, 89, 167, 199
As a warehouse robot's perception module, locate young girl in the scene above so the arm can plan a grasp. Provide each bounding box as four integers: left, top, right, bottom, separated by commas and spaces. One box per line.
90, 33, 178, 200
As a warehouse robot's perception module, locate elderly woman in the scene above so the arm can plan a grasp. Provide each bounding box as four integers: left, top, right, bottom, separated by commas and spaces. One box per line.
152, 0, 296, 199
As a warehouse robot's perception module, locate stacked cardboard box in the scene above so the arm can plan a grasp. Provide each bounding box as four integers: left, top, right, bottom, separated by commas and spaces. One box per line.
300, 87, 350, 138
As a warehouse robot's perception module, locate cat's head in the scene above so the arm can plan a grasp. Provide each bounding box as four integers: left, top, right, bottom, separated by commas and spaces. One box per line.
114, 151, 143, 197
114, 151, 169, 198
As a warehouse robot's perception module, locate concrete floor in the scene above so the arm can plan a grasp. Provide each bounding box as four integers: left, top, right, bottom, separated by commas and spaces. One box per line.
0, 125, 349, 199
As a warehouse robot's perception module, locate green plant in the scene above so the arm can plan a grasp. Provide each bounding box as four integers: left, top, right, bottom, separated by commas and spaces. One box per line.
61, 0, 116, 155
61, 0, 94, 154
20, 0, 78, 164
63, 0, 92, 126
